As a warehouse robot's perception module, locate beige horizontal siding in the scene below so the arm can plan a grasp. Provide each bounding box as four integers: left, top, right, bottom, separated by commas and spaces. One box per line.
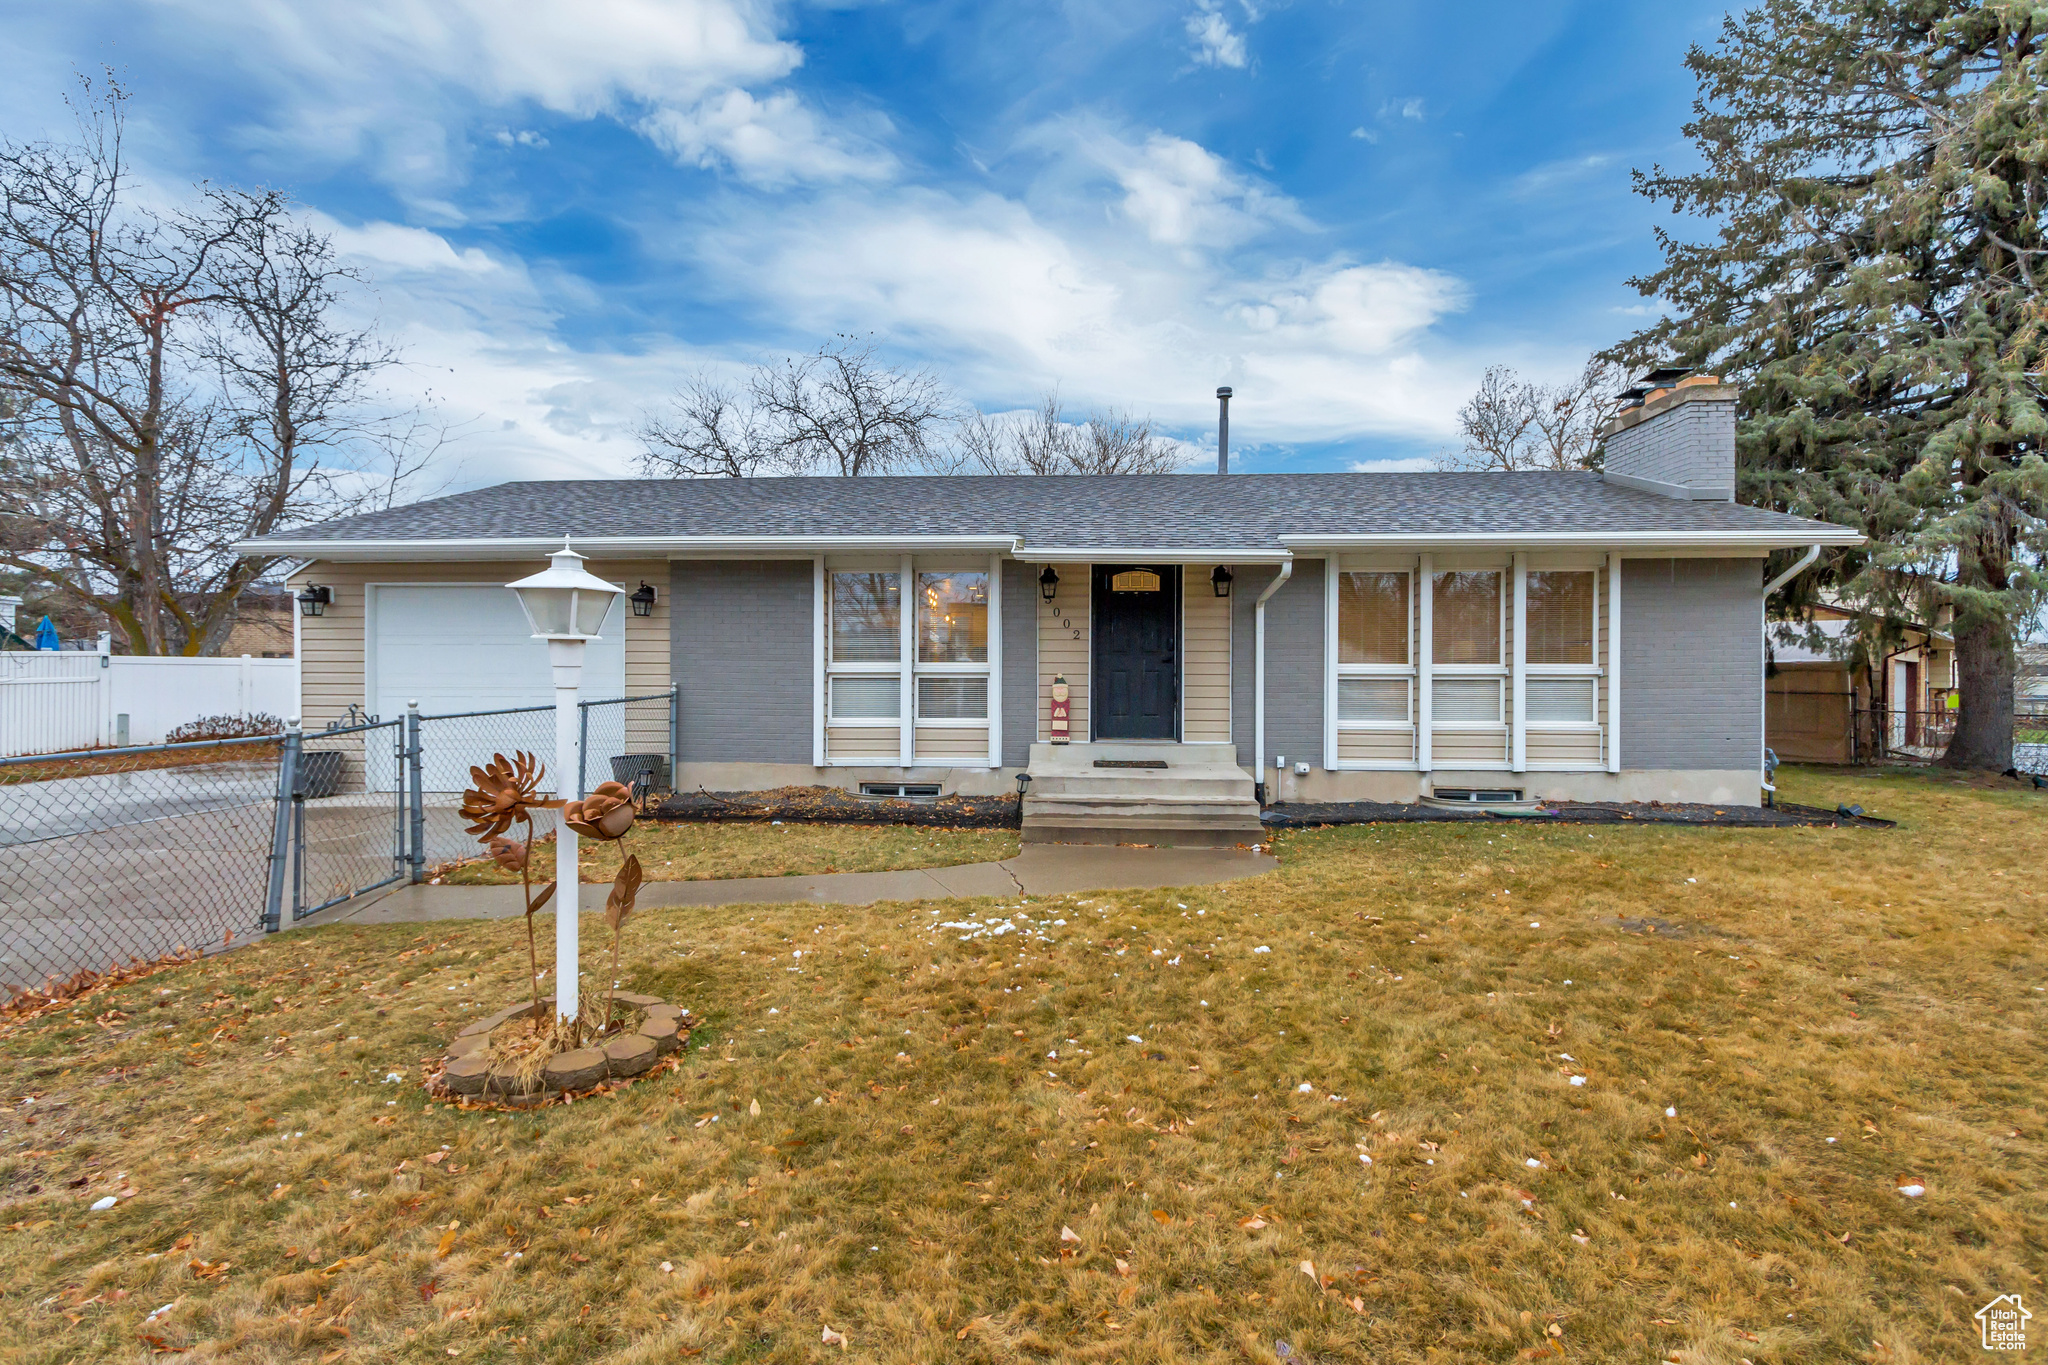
1338, 729, 1414, 764
914, 726, 989, 762
1526, 730, 1603, 766
1037, 582, 1089, 741
1433, 729, 1508, 766
1183, 566, 1230, 742
287, 559, 670, 733
827, 726, 899, 761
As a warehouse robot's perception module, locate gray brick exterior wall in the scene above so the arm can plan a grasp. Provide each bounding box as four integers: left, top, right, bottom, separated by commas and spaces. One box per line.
1604, 394, 1736, 500
1230, 560, 1324, 770
1002, 559, 1035, 767
670, 560, 814, 764
1620, 557, 1761, 769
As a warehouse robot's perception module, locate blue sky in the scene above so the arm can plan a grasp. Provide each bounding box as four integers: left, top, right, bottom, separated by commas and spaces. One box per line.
1, 1, 1731, 486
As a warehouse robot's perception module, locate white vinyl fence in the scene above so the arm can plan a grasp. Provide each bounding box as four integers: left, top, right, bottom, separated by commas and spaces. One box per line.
0, 646, 297, 756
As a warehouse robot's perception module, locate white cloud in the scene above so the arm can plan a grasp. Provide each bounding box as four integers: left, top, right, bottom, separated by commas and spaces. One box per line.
1350, 127, 1378, 143
1059, 125, 1301, 248
1381, 97, 1425, 121
1510, 153, 1616, 200
688, 177, 1472, 444
318, 218, 501, 275
139, 0, 863, 200
1348, 456, 1440, 473
1187, 2, 1248, 69
638, 89, 893, 187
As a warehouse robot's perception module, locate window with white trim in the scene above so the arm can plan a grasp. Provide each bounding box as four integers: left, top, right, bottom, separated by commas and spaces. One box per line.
1433, 676, 1503, 723
1331, 566, 1419, 765
1338, 676, 1410, 723
1526, 676, 1596, 724
828, 571, 901, 734
830, 675, 900, 720
913, 569, 991, 727
831, 572, 899, 663
917, 675, 987, 720
1521, 569, 1602, 746
1432, 571, 1502, 665
1526, 571, 1595, 664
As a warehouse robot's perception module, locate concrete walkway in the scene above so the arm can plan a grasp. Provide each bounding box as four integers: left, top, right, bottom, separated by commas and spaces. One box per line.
307, 843, 1278, 927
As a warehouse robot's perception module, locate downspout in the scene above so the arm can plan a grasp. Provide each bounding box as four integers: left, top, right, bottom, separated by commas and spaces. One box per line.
1253, 559, 1293, 804
1760, 544, 1823, 801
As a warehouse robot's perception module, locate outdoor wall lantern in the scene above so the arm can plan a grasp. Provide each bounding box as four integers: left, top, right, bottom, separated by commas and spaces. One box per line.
1039, 566, 1059, 603
1211, 565, 1233, 598
296, 585, 332, 617
630, 581, 657, 617
506, 540, 624, 1024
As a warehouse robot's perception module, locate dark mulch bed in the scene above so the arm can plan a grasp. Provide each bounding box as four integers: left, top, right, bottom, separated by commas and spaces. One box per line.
650, 785, 1022, 829
1261, 799, 1894, 830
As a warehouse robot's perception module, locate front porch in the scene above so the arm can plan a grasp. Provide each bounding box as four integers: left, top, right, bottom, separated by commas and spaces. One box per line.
1020, 740, 1264, 847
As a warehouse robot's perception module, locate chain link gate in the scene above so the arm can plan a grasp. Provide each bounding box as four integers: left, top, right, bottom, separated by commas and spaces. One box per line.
268, 712, 411, 928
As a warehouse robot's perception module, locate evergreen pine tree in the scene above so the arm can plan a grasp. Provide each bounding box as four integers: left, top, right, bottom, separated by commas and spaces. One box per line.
1613, 0, 2048, 770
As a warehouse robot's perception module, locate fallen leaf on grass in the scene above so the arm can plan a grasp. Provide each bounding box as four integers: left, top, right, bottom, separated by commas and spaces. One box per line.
1299, 1260, 1318, 1282
1060, 1226, 1081, 1243
822, 1325, 848, 1349
435, 1229, 458, 1258
187, 1258, 229, 1280
1238, 1216, 1268, 1230
1118, 1281, 1138, 1307
1151, 1210, 1171, 1225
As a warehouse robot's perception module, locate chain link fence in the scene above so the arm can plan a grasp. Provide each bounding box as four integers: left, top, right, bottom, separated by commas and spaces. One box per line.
0, 690, 677, 998
0, 737, 283, 993
412, 692, 677, 873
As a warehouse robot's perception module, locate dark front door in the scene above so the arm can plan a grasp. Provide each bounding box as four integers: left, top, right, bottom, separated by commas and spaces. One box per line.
1092, 565, 1179, 739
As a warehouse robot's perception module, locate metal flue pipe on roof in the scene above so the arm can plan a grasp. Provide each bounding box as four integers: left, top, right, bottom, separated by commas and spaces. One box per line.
1216, 387, 1232, 475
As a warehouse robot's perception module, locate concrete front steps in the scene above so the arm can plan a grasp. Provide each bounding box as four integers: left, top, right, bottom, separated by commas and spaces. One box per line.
1021, 741, 1266, 847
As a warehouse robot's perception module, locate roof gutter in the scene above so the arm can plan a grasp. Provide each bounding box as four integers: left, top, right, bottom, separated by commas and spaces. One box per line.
1281, 530, 1864, 552
232, 534, 1026, 561
1253, 559, 1293, 805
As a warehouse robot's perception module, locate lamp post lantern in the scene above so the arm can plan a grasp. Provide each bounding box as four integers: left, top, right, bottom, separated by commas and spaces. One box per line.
507, 540, 623, 1023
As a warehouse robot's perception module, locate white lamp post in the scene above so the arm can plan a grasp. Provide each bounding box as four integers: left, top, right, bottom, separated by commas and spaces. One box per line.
507, 540, 623, 1023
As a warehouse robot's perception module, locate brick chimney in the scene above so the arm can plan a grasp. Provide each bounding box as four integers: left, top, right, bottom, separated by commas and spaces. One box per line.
1599, 370, 1736, 502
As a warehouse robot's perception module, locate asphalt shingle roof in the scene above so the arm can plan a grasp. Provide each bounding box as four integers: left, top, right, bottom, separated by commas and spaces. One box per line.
252, 473, 1855, 550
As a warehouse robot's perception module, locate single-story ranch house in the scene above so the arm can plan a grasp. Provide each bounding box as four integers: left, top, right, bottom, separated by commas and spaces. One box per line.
243, 376, 1862, 844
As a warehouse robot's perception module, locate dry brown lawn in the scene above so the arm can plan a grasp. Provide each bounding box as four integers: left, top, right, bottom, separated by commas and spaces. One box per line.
431, 822, 1020, 885
0, 765, 2040, 1364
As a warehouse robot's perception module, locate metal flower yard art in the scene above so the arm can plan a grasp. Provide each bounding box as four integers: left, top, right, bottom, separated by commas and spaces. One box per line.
452, 754, 654, 1069
459, 751, 556, 1022
438, 752, 680, 1105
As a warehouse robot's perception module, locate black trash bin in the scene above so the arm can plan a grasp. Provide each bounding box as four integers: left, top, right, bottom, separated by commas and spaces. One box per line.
296, 750, 344, 799
609, 753, 671, 793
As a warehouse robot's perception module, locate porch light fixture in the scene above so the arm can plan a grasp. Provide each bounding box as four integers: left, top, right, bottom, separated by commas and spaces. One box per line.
630, 581, 657, 617
296, 585, 331, 617
506, 539, 624, 1024
1039, 566, 1059, 603
1211, 565, 1233, 598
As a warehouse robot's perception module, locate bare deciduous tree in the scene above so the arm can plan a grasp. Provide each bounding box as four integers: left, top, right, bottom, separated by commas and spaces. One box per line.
944, 391, 1181, 475
638, 337, 952, 478
757, 337, 951, 476
0, 78, 427, 655
1439, 357, 1624, 473
635, 373, 775, 478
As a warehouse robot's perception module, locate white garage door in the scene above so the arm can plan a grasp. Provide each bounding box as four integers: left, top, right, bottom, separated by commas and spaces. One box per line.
371, 585, 626, 792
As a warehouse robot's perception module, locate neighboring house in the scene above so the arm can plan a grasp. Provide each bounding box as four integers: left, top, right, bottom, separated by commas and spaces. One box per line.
2021, 643, 2048, 712
238, 377, 1861, 843
220, 585, 297, 659
1767, 608, 1956, 764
